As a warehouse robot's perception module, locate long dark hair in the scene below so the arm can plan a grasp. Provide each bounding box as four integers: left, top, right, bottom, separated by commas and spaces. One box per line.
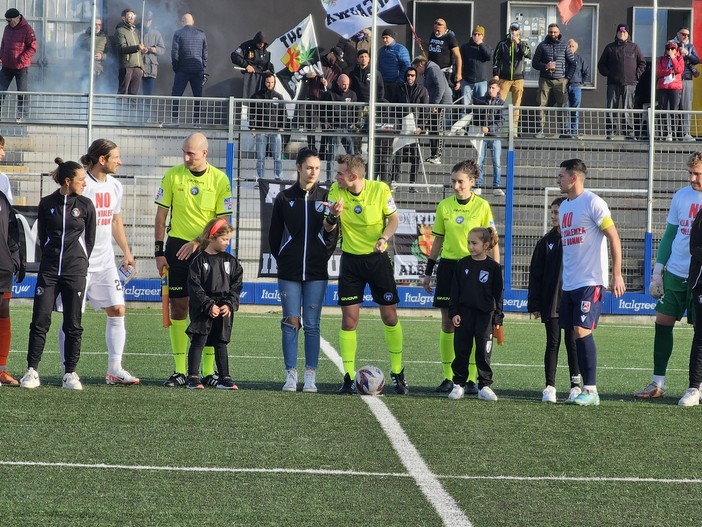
81, 138, 118, 168
50, 157, 83, 185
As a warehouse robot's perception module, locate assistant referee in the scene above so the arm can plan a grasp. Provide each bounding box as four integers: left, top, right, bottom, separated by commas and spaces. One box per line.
326, 154, 407, 395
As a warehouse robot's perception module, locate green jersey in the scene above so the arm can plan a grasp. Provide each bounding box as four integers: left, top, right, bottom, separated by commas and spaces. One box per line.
432, 195, 495, 260
328, 179, 397, 255
155, 163, 232, 241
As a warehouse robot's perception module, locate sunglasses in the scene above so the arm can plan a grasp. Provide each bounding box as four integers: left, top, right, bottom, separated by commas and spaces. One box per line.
406, 73, 416, 77
680, 32, 690, 36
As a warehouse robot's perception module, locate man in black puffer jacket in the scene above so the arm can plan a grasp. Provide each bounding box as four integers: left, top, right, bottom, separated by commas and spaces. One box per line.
532, 23, 575, 137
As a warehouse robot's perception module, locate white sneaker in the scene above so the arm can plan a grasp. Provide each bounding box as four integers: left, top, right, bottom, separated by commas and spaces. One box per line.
106, 369, 140, 385
302, 367, 317, 393
62, 372, 83, 390
566, 386, 582, 403
282, 368, 298, 392
493, 188, 505, 197
448, 384, 464, 400
542, 385, 557, 403
20, 367, 40, 389
678, 387, 701, 407
473, 188, 482, 196
478, 386, 498, 401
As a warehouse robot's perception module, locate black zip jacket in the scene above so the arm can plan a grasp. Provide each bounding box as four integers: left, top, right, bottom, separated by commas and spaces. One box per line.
448, 255, 504, 324
269, 183, 339, 281
689, 209, 702, 295
527, 227, 563, 320
532, 34, 575, 80
36, 189, 96, 277
0, 190, 21, 291
250, 86, 287, 130
597, 38, 646, 86
460, 38, 492, 83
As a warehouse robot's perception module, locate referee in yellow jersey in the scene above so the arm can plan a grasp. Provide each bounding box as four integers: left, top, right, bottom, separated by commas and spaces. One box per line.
326, 154, 407, 395
154, 133, 233, 387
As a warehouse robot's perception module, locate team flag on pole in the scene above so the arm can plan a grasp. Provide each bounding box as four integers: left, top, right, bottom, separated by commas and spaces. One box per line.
322, 0, 409, 39
557, 0, 583, 25
267, 15, 323, 100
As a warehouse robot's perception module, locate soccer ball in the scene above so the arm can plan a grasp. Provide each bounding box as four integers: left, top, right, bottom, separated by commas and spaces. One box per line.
354, 365, 385, 396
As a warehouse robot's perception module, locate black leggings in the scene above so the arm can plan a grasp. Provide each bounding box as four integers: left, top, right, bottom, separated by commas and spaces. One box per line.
543, 317, 579, 387
188, 335, 230, 378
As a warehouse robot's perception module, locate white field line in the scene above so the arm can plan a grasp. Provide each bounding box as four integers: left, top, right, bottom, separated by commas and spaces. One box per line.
319, 337, 472, 527
2, 460, 701, 486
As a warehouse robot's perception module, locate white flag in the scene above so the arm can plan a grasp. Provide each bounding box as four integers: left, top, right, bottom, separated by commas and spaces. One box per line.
322, 0, 409, 39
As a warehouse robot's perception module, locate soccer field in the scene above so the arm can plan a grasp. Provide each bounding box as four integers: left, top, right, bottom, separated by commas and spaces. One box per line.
1, 306, 701, 526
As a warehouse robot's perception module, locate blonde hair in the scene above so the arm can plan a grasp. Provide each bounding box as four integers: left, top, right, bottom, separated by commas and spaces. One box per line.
196, 218, 234, 250
469, 226, 498, 250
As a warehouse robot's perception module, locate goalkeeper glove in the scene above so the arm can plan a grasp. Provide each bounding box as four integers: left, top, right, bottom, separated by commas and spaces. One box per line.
648, 263, 664, 299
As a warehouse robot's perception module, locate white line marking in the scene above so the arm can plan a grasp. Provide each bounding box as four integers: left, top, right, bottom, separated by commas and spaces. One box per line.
2, 460, 699, 485
320, 337, 472, 527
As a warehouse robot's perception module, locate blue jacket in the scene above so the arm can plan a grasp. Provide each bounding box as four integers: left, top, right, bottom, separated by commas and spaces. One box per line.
673, 37, 700, 80
569, 53, 591, 86
172, 25, 207, 73
378, 41, 410, 83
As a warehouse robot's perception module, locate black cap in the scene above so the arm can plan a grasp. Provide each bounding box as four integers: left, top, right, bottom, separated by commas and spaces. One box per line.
5, 8, 20, 19
509, 22, 520, 31
331, 46, 344, 59
382, 28, 395, 38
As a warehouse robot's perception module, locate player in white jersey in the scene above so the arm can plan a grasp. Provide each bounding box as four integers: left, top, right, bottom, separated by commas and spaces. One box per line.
636, 152, 702, 399
0, 135, 13, 204
58, 139, 139, 385
557, 158, 625, 406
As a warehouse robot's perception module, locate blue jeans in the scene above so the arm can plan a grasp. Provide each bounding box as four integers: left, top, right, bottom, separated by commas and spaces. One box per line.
477, 139, 502, 189
565, 85, 582, 135
460, 80, 487, 106
321, 132, 354, 181
255, 132, 282, 179
279, 279, 327, 370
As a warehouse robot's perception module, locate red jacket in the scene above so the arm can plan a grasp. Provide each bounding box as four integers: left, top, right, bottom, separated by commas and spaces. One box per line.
0, 17, 37, 69
656, 54, 684, 90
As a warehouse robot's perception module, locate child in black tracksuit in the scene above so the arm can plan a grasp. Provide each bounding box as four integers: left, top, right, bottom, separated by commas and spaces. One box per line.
527, 197, 581, 403
186, 218, 243, 390
448, 227, 503, 401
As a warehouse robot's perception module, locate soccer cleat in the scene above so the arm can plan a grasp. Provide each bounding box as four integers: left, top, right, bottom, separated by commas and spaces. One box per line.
201, 373, 220, 387
163, 372, 187, 387
282, 368, 298, 392
105, 369, 140, 386
216, 376, 239, 390
338, 373, 355, 395
677, 388, 701, 407
448, 384, 465, 400
634, 382, 665, 399
19, 368, 40, 389
434, 378, 454, 393
566, 386, 582, 404
186, 376, 204, 390
0, 370, 19, 386
574, 389, 600, 406
465, 380, 479, 394
62, 372, 83, 390
542, 385, 557, 403
478, 386, 498, 401
302, 367, 317, 393
390, 369, 409, 395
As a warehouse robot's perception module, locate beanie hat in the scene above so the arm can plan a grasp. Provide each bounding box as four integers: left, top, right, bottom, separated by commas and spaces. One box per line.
382, 28, 395, 38
617, 23, 630, 33
4, 8, 20, 19
473, 25, 485, 36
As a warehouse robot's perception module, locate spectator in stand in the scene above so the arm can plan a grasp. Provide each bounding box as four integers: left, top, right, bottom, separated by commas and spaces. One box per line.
427, 18, 462, 94
75, 18, 109, 93
474, 80, 505, 197
393, 66, 429, 192
171, 13, 207, 123
250, 72, 286, 181
493, 22, 531, 137
230, 31, 272, 98
349, 49, 384, 103
533, 23, 575, 139
140, 12, 165, 97
320, 73, 357, 182
459, 24, 492, 106
335, 29, 371, 73
378, 28, 410, 103
563, 39, 590, 139
656, 40, 684, 142
0, 8, 36, 120
673, 27, 699, 141
114, 8, 146, 96
597, 23, 646, 140
412, 55, 451, 165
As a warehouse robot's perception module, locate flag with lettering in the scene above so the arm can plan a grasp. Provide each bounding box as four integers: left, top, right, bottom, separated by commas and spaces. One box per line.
267, 15, 323, 100
322, 0, 410, 39
557, 0, 583, 25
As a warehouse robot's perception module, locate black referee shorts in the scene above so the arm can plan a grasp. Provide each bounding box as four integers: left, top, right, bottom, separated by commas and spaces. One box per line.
165, 237, 193, 299
338, 252, 398, 306
433, 258, 458, 308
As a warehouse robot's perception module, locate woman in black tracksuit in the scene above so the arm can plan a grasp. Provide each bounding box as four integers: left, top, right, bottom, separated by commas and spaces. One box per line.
268, 148, 338, 392
20, 158, 96, 390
